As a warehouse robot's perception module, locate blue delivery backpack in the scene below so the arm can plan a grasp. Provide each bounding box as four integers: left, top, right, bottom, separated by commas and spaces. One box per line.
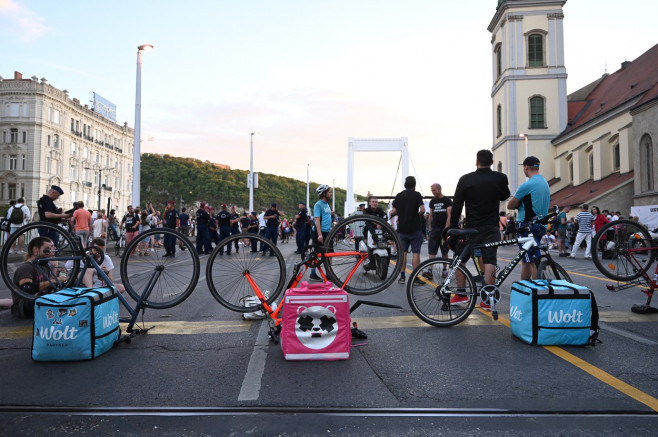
32, 287, 120, 361
510, 279, 599, 346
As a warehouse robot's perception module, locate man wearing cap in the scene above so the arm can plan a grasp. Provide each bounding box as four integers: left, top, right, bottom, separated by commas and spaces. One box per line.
195, 202, 212, 255
36, 185, 71, 245
507, 156, 550, 280
216, 204, 233, 255
263, 203, 281, 254
294, 201, 308, 254
162, 200, 179, 257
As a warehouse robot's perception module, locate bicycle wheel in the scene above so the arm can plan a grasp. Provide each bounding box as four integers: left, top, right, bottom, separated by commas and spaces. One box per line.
324, 215, 403, 295
114, 235, 125, 257
537, 258, 572, 282
206, 233, 286, 312
406, 257, 478, 327
592, 219, 655, 281
0, 222, 82, 301
120, 228, 199, 309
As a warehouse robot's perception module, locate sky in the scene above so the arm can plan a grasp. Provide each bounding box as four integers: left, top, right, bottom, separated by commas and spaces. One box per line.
1, 0, 656, 203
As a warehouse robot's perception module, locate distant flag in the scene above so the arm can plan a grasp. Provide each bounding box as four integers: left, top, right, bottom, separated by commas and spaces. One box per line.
147, 137, 155, 141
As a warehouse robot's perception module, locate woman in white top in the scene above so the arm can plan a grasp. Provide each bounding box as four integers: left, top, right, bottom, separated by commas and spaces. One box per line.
92, 212, 107, 239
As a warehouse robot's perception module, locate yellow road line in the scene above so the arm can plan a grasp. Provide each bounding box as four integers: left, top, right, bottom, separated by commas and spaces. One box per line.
119, 320, 252, 334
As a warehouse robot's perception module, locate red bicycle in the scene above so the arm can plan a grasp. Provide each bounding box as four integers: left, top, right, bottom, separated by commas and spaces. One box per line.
591, 219, 658, 313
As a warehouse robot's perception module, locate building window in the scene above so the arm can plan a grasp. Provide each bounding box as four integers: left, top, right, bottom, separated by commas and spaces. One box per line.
45, 156, 52, 173
496, 105, 502, 137
83, 147, 89, 159
528, 33, 544, 67
9, 155, 18, 170
71, 166, 78, 180
71, 142, 77, 155
22, 131, 26, 143
529, 96, 545, 129
10, 128, 18, 143
588, 153, 594, 179
612, 143, 620, 171
495, 43, 502, 79
568, 159, 574, 183
53, 134, 60, 148
497, 162, 503, 173
8, 183, 16, 200
641, 134, 654, 192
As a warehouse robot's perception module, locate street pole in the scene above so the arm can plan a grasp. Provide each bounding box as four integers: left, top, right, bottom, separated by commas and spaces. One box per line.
133, 44, 153, 208
249, 132, 256, 212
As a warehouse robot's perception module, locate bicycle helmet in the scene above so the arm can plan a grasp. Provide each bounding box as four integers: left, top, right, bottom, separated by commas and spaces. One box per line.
316, 184, 331, 197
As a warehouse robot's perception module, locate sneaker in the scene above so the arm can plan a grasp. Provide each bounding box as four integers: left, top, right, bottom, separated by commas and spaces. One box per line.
413, 277, 424, 285
450, 295, 469, 305
441, 270, 448, 279
584, 256, 592, 259
569, 255, 575, 258
421, 270, 433, 280
144, 252, 150, 256
309, 273, 322, 282
479, 301, 491, 311
397, 276, 405, 284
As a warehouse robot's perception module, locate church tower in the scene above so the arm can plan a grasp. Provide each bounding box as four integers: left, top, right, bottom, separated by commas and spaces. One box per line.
488, 0, 568, 194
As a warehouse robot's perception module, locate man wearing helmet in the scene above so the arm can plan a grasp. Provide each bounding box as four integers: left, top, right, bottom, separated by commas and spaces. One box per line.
309, 184, 333, 281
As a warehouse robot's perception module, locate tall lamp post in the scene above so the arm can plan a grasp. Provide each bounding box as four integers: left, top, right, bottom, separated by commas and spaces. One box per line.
85, 166, 114, 210
133, 43, 153, 208
519, 133, 528, 157
249, 132, 256, 212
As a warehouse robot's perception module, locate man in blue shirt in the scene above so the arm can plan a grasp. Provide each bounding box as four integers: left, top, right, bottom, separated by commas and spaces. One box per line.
309, 184, 333, 281
507, 156, 550, 279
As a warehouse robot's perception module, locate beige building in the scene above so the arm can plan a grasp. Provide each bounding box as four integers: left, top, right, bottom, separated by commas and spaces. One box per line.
0, 71, 135, 217
489, 0, 658, 216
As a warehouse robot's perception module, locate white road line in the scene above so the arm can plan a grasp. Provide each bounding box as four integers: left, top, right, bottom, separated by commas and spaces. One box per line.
237, 320, 270, 401
599, 322, 658, 346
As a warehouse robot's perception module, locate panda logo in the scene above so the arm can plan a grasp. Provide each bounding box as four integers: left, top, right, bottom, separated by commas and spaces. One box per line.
295, 305, 338, 349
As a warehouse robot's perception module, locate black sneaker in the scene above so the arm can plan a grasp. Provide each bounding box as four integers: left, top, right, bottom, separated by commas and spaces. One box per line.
309, 273, 322, 282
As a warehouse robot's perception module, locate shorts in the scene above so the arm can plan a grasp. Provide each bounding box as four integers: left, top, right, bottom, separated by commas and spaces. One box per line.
427, 228, 448, 256
466, 225, 500, 265
517, 222, 545, 263
557, 227, 567, 240
399, 230, 424, 254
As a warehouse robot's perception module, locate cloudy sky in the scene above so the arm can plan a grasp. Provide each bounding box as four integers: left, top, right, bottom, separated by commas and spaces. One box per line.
1, 0, 656, 201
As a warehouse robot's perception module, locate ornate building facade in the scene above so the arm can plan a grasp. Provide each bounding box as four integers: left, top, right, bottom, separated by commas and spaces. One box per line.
0, 71, 135, 217
489, 0, 658, 215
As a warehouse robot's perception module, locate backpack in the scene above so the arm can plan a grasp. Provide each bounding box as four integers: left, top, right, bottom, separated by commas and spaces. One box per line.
9, 205, 24, 225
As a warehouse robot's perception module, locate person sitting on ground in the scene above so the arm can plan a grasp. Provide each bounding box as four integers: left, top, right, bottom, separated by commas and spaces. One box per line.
80, 238, 125, 293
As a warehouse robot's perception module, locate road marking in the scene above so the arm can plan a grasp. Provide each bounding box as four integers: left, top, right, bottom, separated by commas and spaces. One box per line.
118, 320, 251, 335
481, 312, 658, 412
238, 320, 270, 401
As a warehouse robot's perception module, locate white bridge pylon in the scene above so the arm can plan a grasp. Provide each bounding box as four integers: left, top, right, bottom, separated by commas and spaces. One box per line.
346, 137, 409, 214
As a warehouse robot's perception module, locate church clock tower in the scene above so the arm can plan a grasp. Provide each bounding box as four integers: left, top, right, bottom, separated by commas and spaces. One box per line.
488, 0, 568, 194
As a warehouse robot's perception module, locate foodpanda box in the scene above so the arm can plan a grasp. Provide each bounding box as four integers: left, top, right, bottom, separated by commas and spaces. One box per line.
280, 281, 351, 360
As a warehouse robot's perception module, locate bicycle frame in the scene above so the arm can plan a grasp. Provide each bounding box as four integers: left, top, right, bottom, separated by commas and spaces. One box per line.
607, 244, 657, 307
244, 250, 369, 331
31, 252, 161, 339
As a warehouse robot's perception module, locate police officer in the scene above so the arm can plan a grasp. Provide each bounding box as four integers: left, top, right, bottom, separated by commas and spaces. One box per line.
162, 201, 178, 257
195, 202, 212, 255
216, 204, 233, 255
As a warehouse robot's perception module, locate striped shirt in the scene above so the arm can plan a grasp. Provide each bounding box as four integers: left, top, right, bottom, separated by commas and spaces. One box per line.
575, 211, 594, 234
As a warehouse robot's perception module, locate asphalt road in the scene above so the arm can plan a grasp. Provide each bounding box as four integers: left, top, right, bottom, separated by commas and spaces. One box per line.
1, 240, 657, 436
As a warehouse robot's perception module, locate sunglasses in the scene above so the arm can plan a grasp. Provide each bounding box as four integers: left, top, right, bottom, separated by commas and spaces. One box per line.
42, 248, 56, 254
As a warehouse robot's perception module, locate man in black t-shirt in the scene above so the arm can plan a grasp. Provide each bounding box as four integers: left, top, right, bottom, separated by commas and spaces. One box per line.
390, 176, 425, 284
247, 212, 260, 252
216, 204, 233, 255
36, 185, 70, 246
423, 183, 453, 279
121, 205, 140, 252
294, 201, 308, 254
263, 203, 281, 254
195, 203, 212, 254
449, 149, 510, 309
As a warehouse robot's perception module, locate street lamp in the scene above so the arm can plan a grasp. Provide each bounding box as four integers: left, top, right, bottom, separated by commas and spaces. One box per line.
249, 132, 257, 212
133, 43, 153, 208
85, 166, 114, 210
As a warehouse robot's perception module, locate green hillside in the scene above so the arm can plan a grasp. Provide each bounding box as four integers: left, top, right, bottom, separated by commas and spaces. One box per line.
140, 153, 358, 216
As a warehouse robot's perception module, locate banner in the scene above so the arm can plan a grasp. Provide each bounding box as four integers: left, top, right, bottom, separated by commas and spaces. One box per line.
630, 205, 658, 228
92, 92, 117, 122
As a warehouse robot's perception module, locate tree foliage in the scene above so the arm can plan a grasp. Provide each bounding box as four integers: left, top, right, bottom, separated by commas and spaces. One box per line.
140, 154, 360, 216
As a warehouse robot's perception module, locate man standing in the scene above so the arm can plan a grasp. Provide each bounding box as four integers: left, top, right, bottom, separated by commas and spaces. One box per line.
72, 201, 92, 248
230, 206, 241, 253
7, 197, 31, 253
36, 185, 70, 246
506, 156, 550, 280
556, 206, 571, 257
247, 211, 260, 252
389, 176, 425, 285
216, 204, 233, 255
423, 183, 452, 279
162, 200, 178, 257
450, 150, 510, 309
309, 184, 333, 281
179, 208, 190, 236
195, 202, 212, 255
570, 204, 594, 259
121, 205, 140, 252
294, 201, 308, 254
263, 203, 281, 255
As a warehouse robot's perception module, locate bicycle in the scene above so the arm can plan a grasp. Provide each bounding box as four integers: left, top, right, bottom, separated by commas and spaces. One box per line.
406, 212, 572, 327
205, 215, 403, 341
591, 219, 658, 314
114, 227, 126, 257
1, 223, 200, 337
